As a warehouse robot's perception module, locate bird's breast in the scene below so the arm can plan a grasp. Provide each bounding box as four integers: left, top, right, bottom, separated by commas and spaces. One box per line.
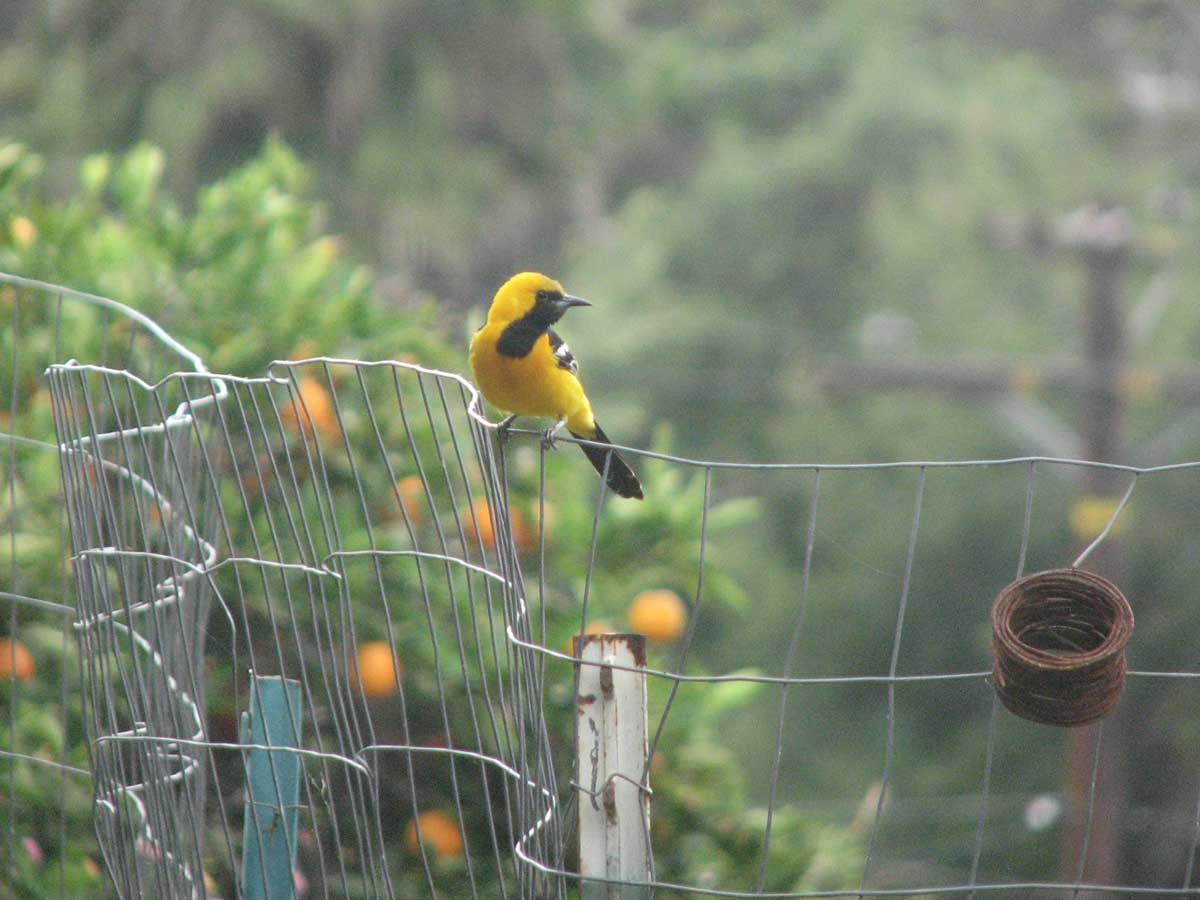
471, 328, 586, 420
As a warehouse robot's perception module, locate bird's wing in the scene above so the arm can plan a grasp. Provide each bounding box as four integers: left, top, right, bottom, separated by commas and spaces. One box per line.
547, 328, 579, 376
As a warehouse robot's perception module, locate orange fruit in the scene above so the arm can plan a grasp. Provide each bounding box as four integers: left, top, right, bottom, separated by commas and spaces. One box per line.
240, 468, 272, 498
464, 498, 534, 555
281, 376, 341, 443
288, 340, 319, 362
0, 638, 34, 681
405, 809, 464, 859
564, 621, 612, 656
1069, 496, 1128, 541
239, 455, 275, 498
395, 475, 426, 527
509, 505, 534, 554
627, 589, 688, 644
466, 498, 496, 548
350, 641, 401, 698
147, 502, 170, 527
649, 750, 666, 778
10, 216, 36, 249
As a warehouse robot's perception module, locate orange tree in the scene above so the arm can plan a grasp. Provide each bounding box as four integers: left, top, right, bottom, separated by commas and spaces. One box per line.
0, 139, 860, 897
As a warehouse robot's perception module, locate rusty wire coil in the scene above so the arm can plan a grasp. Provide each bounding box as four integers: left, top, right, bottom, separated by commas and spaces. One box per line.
991, 568, 1134, 726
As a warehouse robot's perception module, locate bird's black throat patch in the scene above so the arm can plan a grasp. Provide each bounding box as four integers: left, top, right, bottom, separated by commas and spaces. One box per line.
495, 317, 545, 358
495, 290, 565, 358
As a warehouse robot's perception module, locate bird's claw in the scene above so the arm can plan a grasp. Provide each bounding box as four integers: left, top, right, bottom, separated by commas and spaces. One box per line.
541, 418, 566, 451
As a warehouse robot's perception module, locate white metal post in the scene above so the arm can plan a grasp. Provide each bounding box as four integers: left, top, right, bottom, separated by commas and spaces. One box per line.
575, 633, 651, 900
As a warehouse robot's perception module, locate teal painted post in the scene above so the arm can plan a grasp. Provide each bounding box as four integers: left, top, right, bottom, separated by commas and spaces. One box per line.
241, 676, 304, 900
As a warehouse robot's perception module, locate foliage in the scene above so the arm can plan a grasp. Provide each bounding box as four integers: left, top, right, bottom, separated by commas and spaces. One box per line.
0, 139, 474, 896
0, 138, 856, 898
0, 1, 611, 303
5, 0, 1200, 892
1, 138, 453, 377
648, 676, 862, 895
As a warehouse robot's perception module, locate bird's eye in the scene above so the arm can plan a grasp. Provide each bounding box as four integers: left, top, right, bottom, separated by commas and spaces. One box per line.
535, 290, 548, 302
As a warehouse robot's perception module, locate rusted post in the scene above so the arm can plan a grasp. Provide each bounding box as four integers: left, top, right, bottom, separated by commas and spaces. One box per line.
1060, 206, 1131, 899
574, 633, 651, 899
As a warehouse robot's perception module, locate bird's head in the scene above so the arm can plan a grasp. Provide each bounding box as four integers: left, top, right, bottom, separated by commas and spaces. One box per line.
487, 272, 591, 326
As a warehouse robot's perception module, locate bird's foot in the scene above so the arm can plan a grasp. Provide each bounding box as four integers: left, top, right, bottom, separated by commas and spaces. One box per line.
541, 418, 566, 451
495, 414, 518, 445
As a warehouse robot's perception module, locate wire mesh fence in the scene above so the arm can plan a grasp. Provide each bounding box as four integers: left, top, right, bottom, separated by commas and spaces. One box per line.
2, 272, 222, 898
8, 271, 1200, 898
46, 352, 566, 899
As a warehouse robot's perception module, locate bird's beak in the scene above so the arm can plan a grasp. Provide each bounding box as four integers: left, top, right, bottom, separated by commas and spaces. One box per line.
557, 293, 591, 312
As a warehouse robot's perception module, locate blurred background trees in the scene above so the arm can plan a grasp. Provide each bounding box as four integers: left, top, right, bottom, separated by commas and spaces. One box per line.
7, 1, 1198, 453
5, 0, 1200, 894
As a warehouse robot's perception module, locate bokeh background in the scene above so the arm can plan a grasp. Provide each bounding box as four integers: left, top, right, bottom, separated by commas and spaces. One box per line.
5, 2, 1200, 897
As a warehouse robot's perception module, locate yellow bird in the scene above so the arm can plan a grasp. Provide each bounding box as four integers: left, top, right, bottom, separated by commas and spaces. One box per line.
470, 272, 643, 499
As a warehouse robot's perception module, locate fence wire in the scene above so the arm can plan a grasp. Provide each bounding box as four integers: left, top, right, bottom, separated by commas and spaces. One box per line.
7, 272, 1200, 898
46, 353, 564, 900
2, 272, 216, 899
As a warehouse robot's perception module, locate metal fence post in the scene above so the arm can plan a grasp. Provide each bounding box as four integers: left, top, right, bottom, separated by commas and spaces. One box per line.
574, 633, 651, 899
241, 675, 304, 900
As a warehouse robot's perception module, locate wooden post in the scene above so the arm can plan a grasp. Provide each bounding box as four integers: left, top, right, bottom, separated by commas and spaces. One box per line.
574, 633, 651, 900
241, 675, 304, 900
1061, 209, 1130, 898
810, 202, 1139, 891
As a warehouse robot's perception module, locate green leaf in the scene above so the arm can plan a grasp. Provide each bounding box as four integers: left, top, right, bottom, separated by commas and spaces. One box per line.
701, 670, 764, 717
113, 143, 165, 211
79, 153, 111, 197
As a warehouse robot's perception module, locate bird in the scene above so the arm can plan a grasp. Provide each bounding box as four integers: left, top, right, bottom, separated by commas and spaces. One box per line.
469, 272, 644, 499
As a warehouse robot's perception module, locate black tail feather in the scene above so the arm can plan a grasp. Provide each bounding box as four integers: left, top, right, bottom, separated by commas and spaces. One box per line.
571, 424, 644, 500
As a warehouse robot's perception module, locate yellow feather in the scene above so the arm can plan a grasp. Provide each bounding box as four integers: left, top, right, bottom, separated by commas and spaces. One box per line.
469, 274, 597, 436
469, 271, 641, 499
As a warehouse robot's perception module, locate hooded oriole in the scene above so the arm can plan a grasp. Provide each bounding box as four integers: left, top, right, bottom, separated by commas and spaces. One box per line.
470, 272, 644, 499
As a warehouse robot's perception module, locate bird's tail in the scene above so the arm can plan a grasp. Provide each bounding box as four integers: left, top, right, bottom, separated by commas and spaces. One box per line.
571, 423, 644, 500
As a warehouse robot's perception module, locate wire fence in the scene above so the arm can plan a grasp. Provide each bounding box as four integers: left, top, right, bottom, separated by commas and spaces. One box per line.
2, 272, 220, 899
45, 350, 566, 900
6, 272, 1200, 898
